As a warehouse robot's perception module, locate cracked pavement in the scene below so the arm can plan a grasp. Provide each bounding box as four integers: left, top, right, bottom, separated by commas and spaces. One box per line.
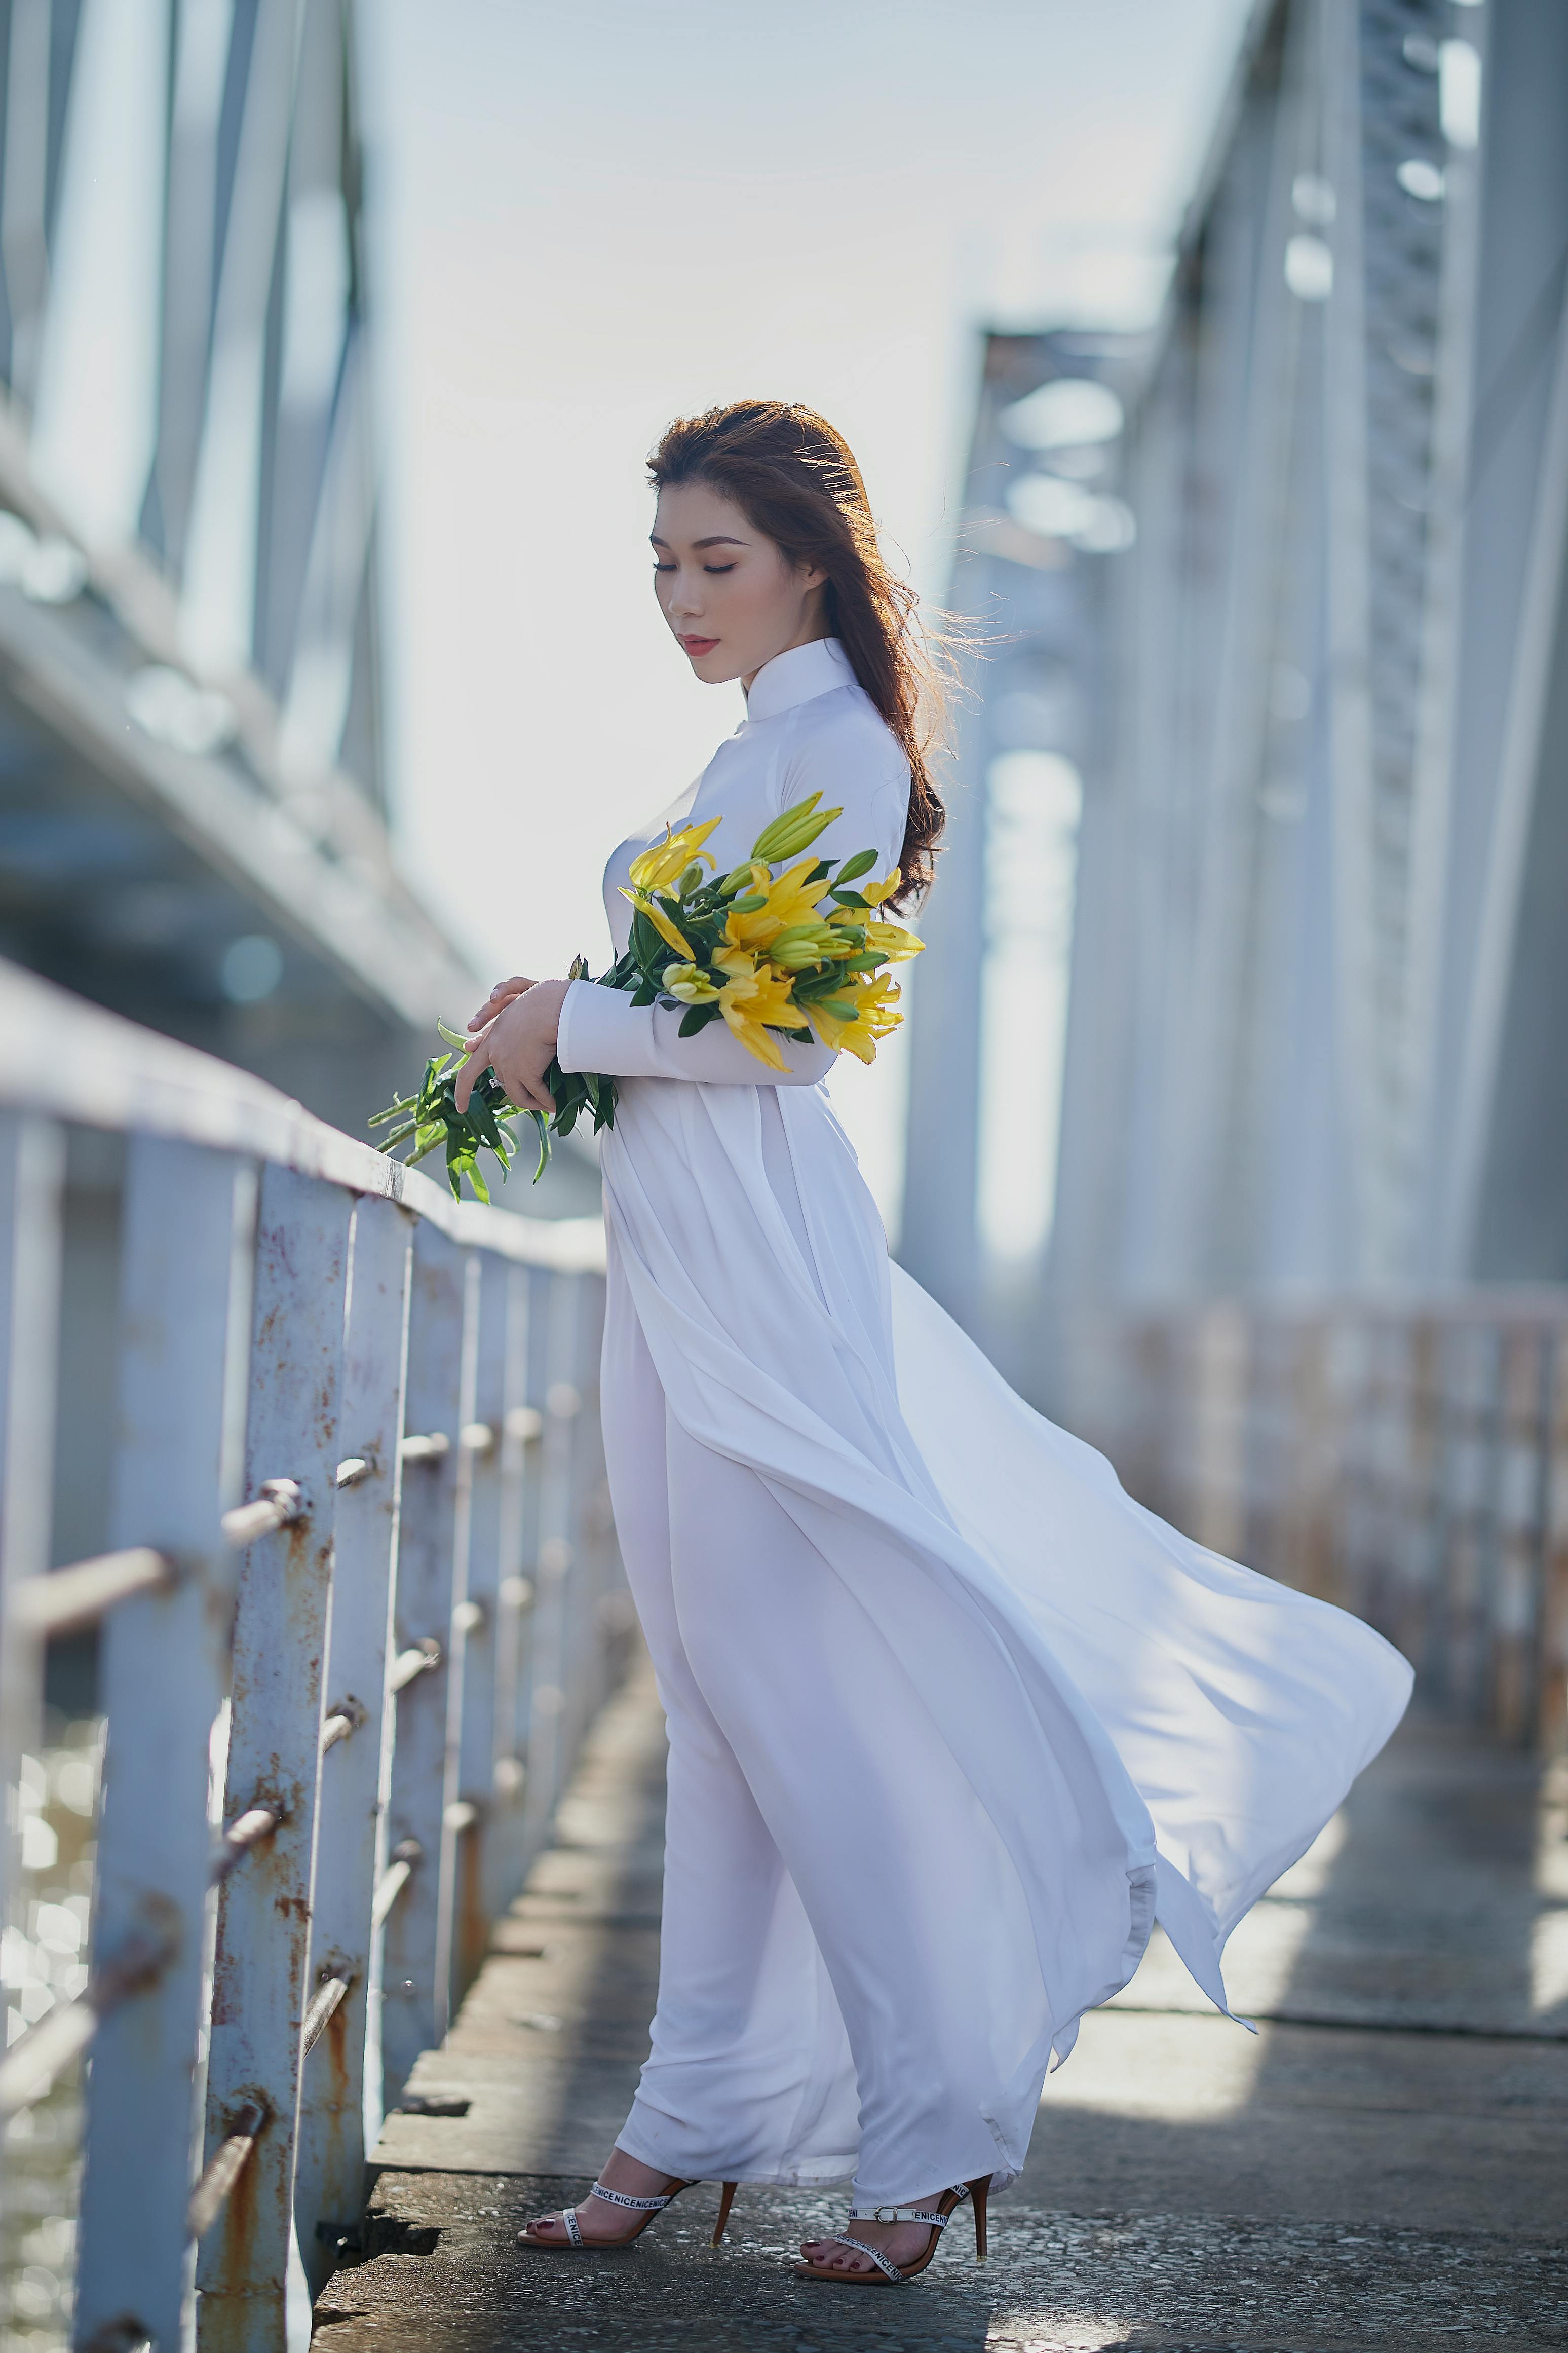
316, 1662, 1568, 2350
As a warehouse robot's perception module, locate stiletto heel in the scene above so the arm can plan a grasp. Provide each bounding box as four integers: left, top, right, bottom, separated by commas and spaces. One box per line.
711, 2180, 739, 2246
968, 2174, 988, 2264
793, 2176, 993, 2285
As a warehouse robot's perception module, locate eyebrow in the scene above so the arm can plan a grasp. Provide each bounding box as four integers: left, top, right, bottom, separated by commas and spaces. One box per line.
649, 533, 749, 550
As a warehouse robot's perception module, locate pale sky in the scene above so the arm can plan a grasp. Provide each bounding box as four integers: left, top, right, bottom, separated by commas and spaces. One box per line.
359, 0, 1254, 1218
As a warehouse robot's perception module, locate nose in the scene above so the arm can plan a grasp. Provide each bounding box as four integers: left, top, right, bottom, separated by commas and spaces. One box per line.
665, 569, 704, 622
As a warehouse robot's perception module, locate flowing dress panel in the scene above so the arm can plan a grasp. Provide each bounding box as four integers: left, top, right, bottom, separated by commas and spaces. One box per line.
887, 1273, 1414, 1982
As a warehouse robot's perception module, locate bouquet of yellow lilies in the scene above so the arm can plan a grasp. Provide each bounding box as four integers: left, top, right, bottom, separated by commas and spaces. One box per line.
618, 790, 923, 1067
370, 793, 923, 1197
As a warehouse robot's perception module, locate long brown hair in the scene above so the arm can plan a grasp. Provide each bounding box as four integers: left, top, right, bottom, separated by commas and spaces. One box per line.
647, 399, 946, 910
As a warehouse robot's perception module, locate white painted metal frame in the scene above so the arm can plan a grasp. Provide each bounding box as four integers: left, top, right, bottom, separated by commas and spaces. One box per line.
0, 961, 618, 2352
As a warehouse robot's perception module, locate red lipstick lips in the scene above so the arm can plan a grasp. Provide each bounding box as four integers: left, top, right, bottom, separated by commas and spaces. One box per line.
680, 635, 718, 656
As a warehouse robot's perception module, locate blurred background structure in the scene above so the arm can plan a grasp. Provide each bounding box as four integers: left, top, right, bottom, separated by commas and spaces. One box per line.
1049, 0, 1568, 1303
901, 0, 1568, 1760
0, 0, 484, 1147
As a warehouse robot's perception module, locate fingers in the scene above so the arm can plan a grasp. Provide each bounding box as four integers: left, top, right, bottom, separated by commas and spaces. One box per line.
468, 975, 536, 1031
456, 988, 560, 1119
453, 1044, 488, 1113
455, 1044, 553, 1120
506, 1073, 555, 1116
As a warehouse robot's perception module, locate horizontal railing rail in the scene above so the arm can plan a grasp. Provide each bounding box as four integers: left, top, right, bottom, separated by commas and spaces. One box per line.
1052, 1295, 1568, 1756
0, 959, 624, 2350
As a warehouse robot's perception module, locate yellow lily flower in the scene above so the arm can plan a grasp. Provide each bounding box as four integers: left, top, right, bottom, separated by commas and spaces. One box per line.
808, 998, 873, 1062
712, 946, 800, 1068
859, 868, 904, 909
857, 967, 904, 1024
662, 962, 721, 1003
621, 889, 695, 959
627, 816, 721, 894
723, 858, 828, 951
863, 919, 924, 961
808, 969, 904, 1064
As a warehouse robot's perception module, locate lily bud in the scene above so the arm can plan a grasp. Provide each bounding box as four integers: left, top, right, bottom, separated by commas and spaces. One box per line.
748, 793, 845, 866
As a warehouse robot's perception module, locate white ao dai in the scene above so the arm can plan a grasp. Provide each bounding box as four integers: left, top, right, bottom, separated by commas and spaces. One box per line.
552, 636, 1411, 2204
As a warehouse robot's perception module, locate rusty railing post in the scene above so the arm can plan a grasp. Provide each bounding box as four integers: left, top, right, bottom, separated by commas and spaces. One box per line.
197, 1165, 351, 2352
488, 1262, 537, 1914
75, 1140, 256, 2353
292, 1196, 413, 2297
379, 1222, 467, 2111
450, 1255, 508, 2007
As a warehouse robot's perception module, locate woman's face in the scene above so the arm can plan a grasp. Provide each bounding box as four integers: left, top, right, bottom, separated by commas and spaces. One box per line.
652, 480, 827, 689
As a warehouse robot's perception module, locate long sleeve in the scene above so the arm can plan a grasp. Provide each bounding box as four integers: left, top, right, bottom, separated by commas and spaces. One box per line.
556, 980, 835, 1086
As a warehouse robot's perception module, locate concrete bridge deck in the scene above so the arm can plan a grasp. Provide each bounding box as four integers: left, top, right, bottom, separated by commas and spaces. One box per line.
315, 1658, 1567, 2351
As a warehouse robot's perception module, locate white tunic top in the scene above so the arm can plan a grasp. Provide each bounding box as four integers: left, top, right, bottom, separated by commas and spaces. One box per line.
556, 635, 909, 1087
557, 632, 1413, 2191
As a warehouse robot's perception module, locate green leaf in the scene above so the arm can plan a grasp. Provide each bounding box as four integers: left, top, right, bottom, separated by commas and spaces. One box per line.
829, 888, 869, 909
530, 1108, 551, 1181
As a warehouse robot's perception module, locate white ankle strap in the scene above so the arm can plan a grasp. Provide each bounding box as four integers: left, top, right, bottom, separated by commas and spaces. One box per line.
588, 2181, 672, 2212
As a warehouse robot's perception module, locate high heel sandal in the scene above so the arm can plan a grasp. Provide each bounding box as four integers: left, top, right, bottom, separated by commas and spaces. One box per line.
793, 2174, 990, 2284
519, 2175, 739, 2251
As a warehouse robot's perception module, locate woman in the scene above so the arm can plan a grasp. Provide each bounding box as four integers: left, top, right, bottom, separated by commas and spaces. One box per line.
455, 400, 1412, 2287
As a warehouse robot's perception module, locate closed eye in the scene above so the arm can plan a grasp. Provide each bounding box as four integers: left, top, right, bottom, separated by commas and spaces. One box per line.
703, 563, 736, 575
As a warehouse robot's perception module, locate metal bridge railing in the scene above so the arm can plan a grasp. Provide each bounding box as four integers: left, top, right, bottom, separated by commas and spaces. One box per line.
1053, 1294, 1568, 1758
0, 960, 625, 2350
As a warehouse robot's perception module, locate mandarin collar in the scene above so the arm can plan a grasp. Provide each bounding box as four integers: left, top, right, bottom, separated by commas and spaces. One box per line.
743, 636, 855, 724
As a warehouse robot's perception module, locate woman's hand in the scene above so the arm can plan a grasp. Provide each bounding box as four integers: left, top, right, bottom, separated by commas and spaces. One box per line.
455, 978, 570, 1115
468, 975, 537, 1034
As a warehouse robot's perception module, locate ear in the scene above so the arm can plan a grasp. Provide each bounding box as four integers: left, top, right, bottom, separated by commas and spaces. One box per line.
797, 562, 828, 592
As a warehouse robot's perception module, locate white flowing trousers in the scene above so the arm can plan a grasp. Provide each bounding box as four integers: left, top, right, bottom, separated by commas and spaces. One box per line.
591, 1074, 1414, 2207
603, 1253, 1009, 2199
